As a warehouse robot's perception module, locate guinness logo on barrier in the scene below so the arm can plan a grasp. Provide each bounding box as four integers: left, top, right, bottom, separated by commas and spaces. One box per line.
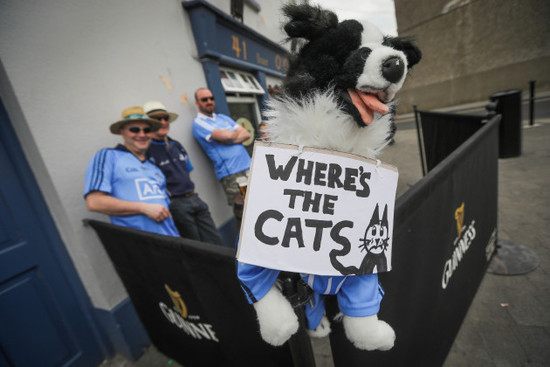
165, 284, 188, 318
442, 202, 477, 289
455, 202, 465, 237
159, 285, 220, 342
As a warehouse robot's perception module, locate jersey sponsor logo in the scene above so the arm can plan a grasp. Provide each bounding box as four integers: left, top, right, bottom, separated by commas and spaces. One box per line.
159, 159, 170, 166
135, 178, 166, 200
126, 167, 139, 172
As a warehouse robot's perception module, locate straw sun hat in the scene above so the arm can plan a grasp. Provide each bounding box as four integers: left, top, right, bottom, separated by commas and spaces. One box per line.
109, 106, 162, 134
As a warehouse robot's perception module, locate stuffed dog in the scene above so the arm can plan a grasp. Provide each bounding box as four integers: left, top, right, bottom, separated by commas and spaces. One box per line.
238, 4, 421, 350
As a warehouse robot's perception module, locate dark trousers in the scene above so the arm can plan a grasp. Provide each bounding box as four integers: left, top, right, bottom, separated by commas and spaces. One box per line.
169, 194, 222, 246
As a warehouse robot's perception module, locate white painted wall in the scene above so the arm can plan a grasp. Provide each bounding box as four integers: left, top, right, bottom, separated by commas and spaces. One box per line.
205, 0, 290, 46
0, 0, 289, 310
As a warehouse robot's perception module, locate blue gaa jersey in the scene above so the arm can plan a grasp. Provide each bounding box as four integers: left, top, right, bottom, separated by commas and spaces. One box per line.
193, 113, 251, 179
84, 145, 179, 237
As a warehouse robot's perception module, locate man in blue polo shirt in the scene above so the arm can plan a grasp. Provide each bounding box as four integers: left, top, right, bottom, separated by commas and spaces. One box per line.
145, 100, 222, 245
192, 88, 251, 226
84, 106, 179, 237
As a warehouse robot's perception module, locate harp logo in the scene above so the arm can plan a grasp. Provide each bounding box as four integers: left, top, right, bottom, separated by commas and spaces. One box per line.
442, 203, 477, 289
455, 202, 465, 237
158, 284, 219, 342
165, 284, 188, 318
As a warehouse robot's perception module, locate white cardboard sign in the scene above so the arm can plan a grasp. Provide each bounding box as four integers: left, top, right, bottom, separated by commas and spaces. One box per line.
236, 142, 398, 276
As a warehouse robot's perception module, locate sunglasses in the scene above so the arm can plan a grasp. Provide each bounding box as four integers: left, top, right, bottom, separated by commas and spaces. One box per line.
200, 96, 215, 102
153, 115, 170, 121
126, 126, 152, 134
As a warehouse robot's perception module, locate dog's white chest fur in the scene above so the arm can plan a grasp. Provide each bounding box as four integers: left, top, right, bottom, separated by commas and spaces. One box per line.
264, 89, 393, 159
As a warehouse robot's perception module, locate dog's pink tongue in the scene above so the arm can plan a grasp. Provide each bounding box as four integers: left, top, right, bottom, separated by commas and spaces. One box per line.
348, 89, 389, 125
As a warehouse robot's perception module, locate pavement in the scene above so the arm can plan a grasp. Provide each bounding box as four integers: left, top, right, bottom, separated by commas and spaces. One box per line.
101, 97, 550, 367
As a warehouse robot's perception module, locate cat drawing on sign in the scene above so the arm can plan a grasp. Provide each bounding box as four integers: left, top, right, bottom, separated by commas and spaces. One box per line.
359, 203, 390, 273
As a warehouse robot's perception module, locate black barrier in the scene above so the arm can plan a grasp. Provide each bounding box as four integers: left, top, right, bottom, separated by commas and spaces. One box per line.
84, 221, 295, 367
417, 110, 487, 172
490, 89, 522, 158
86, 117, 499, 367
328, 116, 500, 366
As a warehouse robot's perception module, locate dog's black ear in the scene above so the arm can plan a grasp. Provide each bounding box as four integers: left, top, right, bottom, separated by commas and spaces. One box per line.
383, 36, 422, 68
282, 4, 338, 40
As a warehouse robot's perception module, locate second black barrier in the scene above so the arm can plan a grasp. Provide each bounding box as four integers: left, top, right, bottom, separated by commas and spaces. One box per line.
416, 110, 486, 172
490, 89, 523, 158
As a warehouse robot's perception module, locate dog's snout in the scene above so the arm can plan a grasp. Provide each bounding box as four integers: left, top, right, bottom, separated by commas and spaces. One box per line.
382, 57, 405, 83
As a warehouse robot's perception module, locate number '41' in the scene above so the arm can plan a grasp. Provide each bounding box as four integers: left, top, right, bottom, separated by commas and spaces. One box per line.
232, 35, 247, 60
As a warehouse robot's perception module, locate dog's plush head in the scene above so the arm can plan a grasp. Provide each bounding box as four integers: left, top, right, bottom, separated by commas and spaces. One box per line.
282, 4, 421, 128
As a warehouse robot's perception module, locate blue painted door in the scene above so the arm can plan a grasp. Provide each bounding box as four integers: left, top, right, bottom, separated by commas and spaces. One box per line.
0, 99, 103, 366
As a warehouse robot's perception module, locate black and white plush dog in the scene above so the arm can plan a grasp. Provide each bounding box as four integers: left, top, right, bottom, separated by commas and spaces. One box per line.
265, 4, 421, 158
241, 4, 421, 351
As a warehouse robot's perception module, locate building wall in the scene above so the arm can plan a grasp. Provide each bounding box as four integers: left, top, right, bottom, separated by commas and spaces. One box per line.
394, 0, 550, 112
0, 0, 289, 313
208, 0, 289, 43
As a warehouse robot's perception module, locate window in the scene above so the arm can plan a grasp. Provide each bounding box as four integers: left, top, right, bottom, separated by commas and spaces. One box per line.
219, 68, 265, 95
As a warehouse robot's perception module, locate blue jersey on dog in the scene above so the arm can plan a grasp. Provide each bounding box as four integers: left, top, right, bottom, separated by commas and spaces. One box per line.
237, 262, 383, 329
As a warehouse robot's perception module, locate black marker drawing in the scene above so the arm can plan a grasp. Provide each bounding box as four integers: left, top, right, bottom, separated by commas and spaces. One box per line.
329, 203, 390, 275
358, 203, 390, 273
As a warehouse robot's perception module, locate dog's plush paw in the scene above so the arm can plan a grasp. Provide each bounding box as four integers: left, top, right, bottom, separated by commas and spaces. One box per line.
343, 314, 395, 351
253, 286, 299, 346
307, 314, 331, 338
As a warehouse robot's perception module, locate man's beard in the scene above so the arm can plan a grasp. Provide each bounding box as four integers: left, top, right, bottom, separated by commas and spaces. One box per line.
203, 105, 214, 115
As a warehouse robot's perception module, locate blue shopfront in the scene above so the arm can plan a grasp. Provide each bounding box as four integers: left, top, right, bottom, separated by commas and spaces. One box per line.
183, 0, 289, 149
